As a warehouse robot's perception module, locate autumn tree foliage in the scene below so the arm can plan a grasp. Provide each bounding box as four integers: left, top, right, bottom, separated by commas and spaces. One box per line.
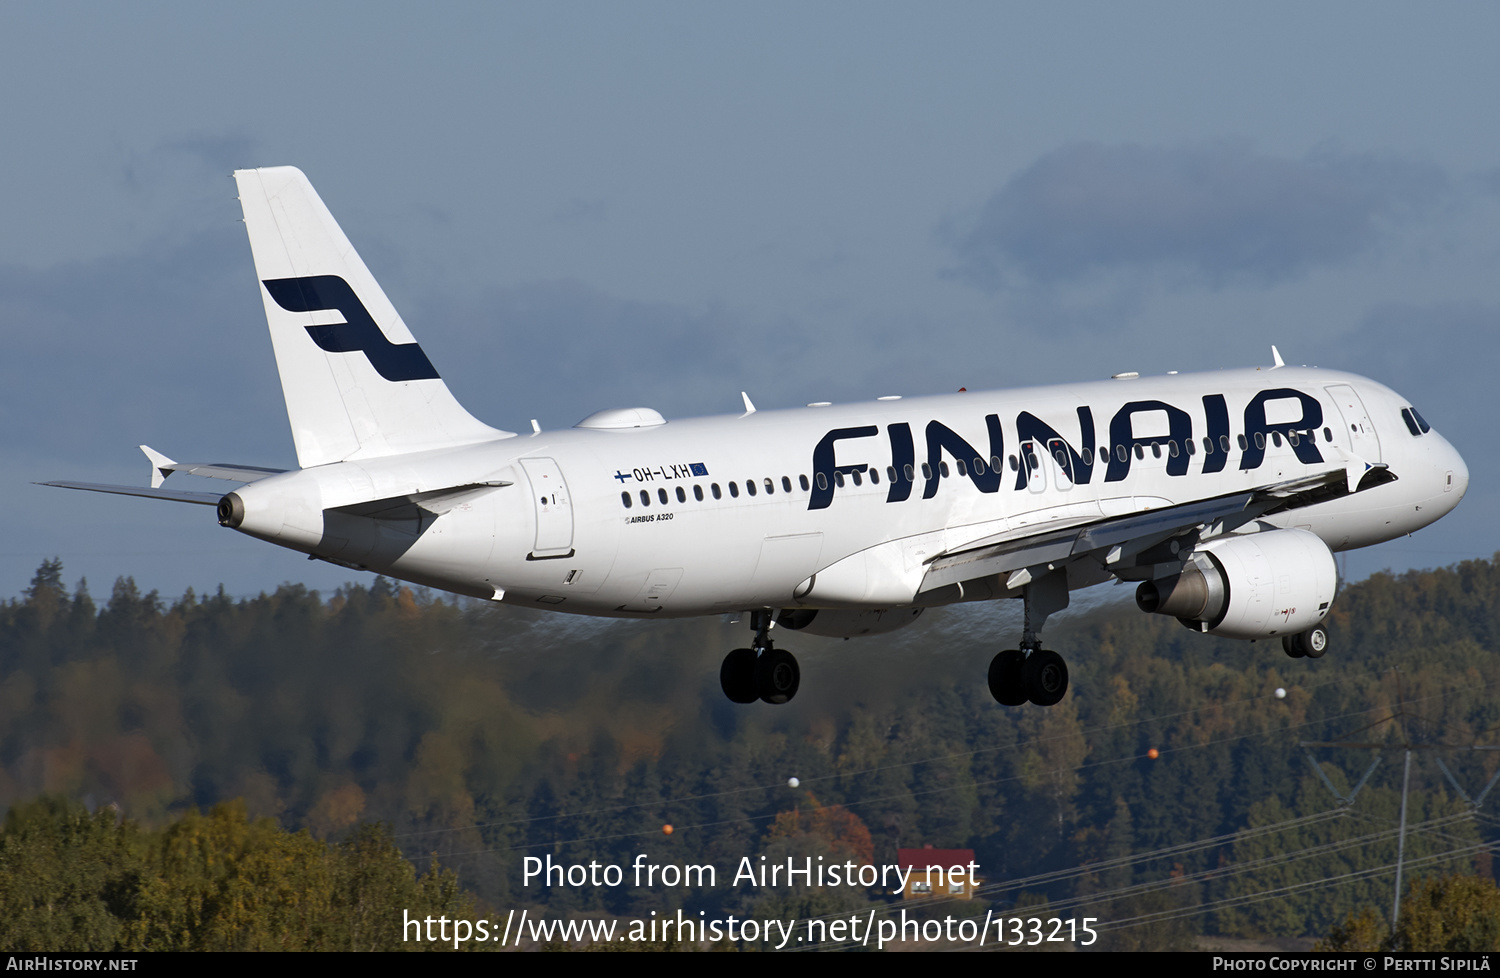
0, 796, 474, 951
2, 555, 1499, 944
1320, 875, 1500, 951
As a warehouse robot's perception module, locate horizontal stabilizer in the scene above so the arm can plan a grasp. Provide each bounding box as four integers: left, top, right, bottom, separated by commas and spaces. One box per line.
326, 481, 512, 522
141, 445, 286, 487
37, 481, 222, 506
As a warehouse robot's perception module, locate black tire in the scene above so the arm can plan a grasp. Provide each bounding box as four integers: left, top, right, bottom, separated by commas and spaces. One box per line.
720, 648, 759, 703
1302, 625, 1328, 659
1022, 649, 1069, 707
755, 648, 801, 704
1281, 634, 1307, 658
988, 649, 1027, 706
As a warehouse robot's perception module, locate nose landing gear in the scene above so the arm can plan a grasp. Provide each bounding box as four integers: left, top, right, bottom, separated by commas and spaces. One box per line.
720, 610, 801, 705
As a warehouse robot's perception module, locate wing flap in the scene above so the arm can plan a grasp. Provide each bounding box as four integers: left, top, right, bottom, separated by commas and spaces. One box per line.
918, 465, 1372, 594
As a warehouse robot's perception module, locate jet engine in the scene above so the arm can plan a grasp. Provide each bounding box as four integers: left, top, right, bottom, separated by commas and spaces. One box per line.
1135, 527, 1337, 640
776, 608, 924, 638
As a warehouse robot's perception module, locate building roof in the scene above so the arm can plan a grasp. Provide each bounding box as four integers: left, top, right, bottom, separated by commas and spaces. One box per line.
897, 848, 976, 871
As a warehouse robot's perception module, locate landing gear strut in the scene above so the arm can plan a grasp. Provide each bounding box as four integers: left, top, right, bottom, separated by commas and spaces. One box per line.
987, 569, 1072, 708
720, 610, 801, 705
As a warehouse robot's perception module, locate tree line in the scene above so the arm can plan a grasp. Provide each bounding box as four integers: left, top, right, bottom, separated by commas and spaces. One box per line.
3, 554, 1499, 946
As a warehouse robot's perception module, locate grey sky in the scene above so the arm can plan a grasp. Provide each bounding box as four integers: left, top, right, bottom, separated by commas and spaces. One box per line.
3, 2, 1498, 601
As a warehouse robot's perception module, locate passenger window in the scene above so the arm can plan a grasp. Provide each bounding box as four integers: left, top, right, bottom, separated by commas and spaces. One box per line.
782, 476, 792, 492
694, 484, 704, 501
1082, 449, 1094, 467
973, 457, 986, 475
746, 480, 757, 497
816, 473, 828, 490
869, 468, 880, 485
1115, 446, 1126, 463
622, 491, 632, 509
1184, 439, 1194, 456
712, 483, 722, 499
1254, 432, 1265, 450
886, 466, 897, 482
658, 488, 669, 504
1203, 437, 1213, 453
640, 489, 650, 506
676, 486, 686, 503
1134, 444, 1145, 460
956, 459, 967, 477
1288, 431, 1300, 447
1272, 431, 1282, 448
921, 463, 933, 479
764, 477, 774, 495
904, 464, 916, 481
851, 470, 862, 486
1220, 435, 1231, 453
800, 474, 810, 491
1323, 427, 1332, 442
992, 455, 1004, 472
1237, 434, 1248, 451
1151, 443, 1161, 459
729, 482, 740, 498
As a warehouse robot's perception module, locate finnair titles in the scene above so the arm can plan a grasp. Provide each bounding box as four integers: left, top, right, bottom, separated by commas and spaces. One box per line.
44, 167, 1469, 710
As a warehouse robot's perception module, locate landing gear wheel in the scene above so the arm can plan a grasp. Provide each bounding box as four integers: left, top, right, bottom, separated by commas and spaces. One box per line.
1282, 625, 1328, 659
754, 648, 800, 705
1022, 649, 1069, 707
720, 648, 759, 703
988, 650, 1027, 706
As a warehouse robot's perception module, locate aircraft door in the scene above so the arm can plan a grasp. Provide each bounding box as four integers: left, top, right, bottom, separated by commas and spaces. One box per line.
1047, 438, 1075, 490
1324, 385, 1382, 463
519, 457, 575, 558
1022, 441, 1047, 493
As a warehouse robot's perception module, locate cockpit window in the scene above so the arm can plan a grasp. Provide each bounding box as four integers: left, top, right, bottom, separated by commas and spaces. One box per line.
1402, 407, 1431, 436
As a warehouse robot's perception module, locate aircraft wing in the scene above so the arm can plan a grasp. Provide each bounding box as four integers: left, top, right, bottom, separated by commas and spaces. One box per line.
918, 464, 1387, 593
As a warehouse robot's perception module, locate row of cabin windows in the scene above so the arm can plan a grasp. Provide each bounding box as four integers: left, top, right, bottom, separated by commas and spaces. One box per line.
616, 427, 1339, 509
623, 475, 808, 509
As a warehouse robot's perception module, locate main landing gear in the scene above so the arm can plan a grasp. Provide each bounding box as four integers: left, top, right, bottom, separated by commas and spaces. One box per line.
720, 610, 801, 705
1281, 624, 1329, 659
987, 569, 1072, 708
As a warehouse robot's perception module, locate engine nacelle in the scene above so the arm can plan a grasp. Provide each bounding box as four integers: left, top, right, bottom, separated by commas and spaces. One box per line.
1135, 528, 1336, 640
776, 608, 924, 638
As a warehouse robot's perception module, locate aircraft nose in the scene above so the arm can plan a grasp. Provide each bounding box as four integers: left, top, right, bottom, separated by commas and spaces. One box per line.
1436, 435, 1468, 506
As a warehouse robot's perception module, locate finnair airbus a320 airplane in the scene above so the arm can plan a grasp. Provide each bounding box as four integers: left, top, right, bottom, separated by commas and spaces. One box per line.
46, 167, 1469, 708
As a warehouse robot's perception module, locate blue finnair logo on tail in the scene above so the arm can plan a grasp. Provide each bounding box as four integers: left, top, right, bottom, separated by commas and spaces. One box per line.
262, 275, 440, 382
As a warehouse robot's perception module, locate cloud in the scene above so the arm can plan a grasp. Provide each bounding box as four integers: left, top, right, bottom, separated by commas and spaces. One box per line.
948, 141, 1446, 291
1326, 300, 1500, 444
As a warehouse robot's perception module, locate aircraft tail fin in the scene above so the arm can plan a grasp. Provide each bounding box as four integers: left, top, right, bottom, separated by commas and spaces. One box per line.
233, 166, 511, 468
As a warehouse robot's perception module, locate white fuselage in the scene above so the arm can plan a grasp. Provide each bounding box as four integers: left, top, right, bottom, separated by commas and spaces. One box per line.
227, 366, 1468, 618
